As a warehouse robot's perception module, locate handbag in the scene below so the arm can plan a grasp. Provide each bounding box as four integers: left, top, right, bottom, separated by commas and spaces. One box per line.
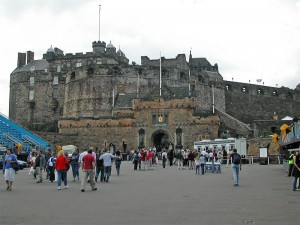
66, 162, 70, 171
12, 161, 19, 171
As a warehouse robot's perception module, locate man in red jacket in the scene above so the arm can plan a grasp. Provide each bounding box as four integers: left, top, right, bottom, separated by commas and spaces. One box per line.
81, 148, 97, 192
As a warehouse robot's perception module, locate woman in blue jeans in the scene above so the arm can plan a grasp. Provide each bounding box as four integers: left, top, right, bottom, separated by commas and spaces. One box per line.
292, 151, 300, 191
55, 151, 69, 190
230, 149, 241, 186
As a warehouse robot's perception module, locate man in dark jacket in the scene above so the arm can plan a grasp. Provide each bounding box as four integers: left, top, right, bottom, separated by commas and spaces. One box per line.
95, 150, 104, 182
35, 150, 46, 183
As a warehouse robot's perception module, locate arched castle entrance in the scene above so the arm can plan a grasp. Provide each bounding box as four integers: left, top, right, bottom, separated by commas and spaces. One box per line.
151, 129, 172, 152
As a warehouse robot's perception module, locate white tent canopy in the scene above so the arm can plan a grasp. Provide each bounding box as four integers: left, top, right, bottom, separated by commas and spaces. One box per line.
281, 116, 293, 121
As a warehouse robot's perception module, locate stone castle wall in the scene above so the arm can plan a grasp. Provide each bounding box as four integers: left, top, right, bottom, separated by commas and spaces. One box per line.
224, 81, 300, 137
9, 69, 65, 130
9, 46, 300, 151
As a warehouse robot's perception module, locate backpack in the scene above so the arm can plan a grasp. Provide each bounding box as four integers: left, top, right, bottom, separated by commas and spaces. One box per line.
48, 157, 54, 167
232, 154, 241, 164
134, 154, 139, 161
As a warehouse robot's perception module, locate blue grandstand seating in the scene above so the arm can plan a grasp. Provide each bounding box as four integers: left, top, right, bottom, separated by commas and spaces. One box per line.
0, 112, 51, 152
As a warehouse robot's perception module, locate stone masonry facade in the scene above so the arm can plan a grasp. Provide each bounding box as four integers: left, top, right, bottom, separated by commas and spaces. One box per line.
9, 40, 300, 153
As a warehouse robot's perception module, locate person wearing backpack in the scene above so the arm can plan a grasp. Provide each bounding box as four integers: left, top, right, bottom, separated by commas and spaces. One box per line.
230, 148, 242, 186
133, 151, 139, 170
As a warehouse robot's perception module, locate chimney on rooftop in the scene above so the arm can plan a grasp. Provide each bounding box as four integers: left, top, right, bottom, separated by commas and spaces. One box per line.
17, 52, 26, 68
27, 51, 34, 64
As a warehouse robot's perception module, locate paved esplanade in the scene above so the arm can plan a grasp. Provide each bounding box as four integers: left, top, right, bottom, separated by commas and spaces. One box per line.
0, 162, 299, 225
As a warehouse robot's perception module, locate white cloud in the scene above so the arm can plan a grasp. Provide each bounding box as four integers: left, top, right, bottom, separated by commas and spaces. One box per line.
1, 0, 299, 116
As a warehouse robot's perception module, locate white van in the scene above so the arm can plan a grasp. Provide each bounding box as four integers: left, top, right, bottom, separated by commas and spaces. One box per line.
61, 145, 77, 158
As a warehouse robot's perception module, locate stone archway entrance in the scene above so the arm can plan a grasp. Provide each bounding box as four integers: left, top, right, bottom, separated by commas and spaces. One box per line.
151, 130, 170, 152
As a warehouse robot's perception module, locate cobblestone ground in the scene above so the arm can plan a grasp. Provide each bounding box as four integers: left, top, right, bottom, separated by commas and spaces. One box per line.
0, 161, 299, 225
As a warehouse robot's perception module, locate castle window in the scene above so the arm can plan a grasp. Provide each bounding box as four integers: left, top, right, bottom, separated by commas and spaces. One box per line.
176, 128, 183, 148
96, 60, 102, 65
257, 88, 264, 95
53, 89, 59, 99
87, 60, 93, 65
225, 84, 232, 91
272, 90, 278, 96
138, 128, 145, 148
59, 108, 63, 115
53, 76, 59, 85
75, 62, 82, 67
87, 68, 94, 75
241, 87, 247, 93
71, 72, 75, 80
57, 65, 61, 73
180, 72, 187, 80
45, 68, 48, 73
152, 115, 156, 124
29, 90, 35, 101
286, 92, 293, 99
29, 77, 34, 86
198, 75, 204, 83
162, 69, 169, 78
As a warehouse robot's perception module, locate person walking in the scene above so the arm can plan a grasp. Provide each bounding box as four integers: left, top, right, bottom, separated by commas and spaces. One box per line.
71, 149, 80, 181
161, 150, 167, 168
176, 150, 184, 170
95, 150, 104, 182
183, 149, 189, 169
55, 151, 69, 190
288, 151, 295, 176
35, 150, 46, 183
195, 154, 200, 175
3, 149, 18, 191
115, 150, 122, 175
230, 149, 242, 186
47, 152, 56, 183
188, 150, 195, 170
81, 148, 97, 192
146, 150, 153, 170
200, 154, 206, 175
139, 149, 146, 171
133, 151, 139, 171
292, 151, 300, 191
45, 149, 51, 179
100, 149, 115, 182
168, 149, 174, 166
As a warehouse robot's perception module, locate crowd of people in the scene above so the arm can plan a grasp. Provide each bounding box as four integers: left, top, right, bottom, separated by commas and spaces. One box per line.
26, 147, 117, 191
3, 145, 300, 192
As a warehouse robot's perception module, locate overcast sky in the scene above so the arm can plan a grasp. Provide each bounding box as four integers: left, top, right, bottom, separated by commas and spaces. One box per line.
1, 0, 300, 116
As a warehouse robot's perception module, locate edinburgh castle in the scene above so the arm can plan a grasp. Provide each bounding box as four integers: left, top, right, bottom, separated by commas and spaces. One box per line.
9, 39, 300, 153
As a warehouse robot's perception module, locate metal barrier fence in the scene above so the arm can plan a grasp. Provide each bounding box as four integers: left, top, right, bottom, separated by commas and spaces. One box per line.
223, 155, 282, 167
282, 159, 289, 173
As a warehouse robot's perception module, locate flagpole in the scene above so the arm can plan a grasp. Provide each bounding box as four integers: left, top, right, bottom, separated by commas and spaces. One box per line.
112, 87, 114, 116
98, 5, 101, 41
188, 68, 191, 97
137, 71, 140, 97
159, 52, 162, 97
